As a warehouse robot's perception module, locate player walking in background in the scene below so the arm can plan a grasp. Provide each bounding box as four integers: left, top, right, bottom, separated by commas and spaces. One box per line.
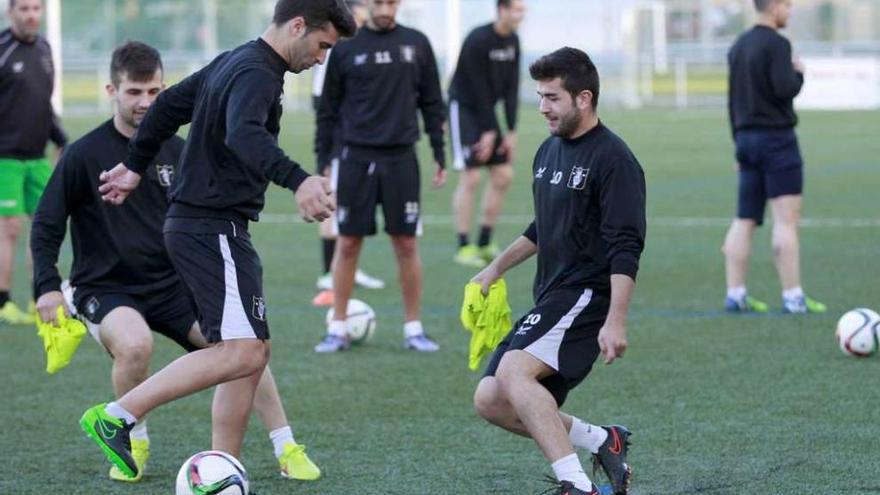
310, 0, 384, 307
449, 0, 524, 268
78, 0, 354, 480
722, 0, 826, 314
0, 0, 66, 325
471, 48, 645, 495
314, 0, 447, 353
31, 41, 321, 482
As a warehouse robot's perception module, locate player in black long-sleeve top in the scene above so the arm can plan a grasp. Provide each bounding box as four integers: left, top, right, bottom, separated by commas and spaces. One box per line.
314, 0, 447, 353
448, 0, 525, 269
471, 48, 645, 495
721, 0, 826, 315
80, 1, 355, 481
31, 41, 322, 483
0, 0, 67, 325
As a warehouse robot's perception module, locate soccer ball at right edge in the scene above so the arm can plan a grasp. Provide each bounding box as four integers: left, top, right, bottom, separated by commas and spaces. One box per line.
325, 298, 377, 345
176, 450, 249, 495
835, 308, 880, 357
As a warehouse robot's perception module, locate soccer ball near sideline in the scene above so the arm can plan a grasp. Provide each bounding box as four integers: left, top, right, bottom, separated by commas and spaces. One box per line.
835, 308, 880, 357
176, 450, 249, 495
325, 298, 377, 345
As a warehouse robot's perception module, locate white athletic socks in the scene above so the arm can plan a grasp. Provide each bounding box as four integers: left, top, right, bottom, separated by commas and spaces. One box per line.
328, 319, 347, 337
551, 453, 592, 491
569, 417, 608, 454
403, 320, 424, 338
727, 286, 747, 301
782, 286, 804, 301
130, 420, 149, 441
105, 402, 137, 425
269, 426, 296, 458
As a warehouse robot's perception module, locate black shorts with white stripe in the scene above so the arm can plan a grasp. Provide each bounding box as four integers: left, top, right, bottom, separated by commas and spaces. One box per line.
484, 288, 609, 406
448, 99, 508, 171
163, 217, 269, 343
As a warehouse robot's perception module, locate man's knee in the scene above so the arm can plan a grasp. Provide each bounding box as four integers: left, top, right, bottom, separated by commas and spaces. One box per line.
459, 169, 481, 191
491, 166, 514, 190
474, 377, 506, 422
218, 339, 269, 375
391, 235, 418, 260
337, 236, 363, 259
0, 217, 22, 240
110, 335, 154, 368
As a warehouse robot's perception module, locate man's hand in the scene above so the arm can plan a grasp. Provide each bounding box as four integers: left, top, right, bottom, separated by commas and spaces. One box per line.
470, 265, 500, 296
295, 176, 335, 223
498, 131, 517, 164
36, 291, 67, 326
433, 163, 447, 189
472, 130, 498, 164
99, 163, 142, 205
597, 321, 628, 365
793, 56, 805, 74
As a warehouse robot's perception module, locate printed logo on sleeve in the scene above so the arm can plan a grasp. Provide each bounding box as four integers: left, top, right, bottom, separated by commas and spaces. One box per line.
155, 164, 174, 187
252, 296, 266, 321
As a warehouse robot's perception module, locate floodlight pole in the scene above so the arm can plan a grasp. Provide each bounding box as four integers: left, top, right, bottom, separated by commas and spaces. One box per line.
47, 0, 62, 115
202, 0, 219, 61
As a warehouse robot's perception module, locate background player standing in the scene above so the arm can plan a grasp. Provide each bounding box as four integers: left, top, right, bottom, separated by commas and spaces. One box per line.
31, 41, 321, 483
310, 0, 385, 307
448, 0, 524, 268
79, 0, 353, 479
471, 48, 646, 495
0, 0, 66, 324
314, 0, 447, 353
722, 0, 826, 314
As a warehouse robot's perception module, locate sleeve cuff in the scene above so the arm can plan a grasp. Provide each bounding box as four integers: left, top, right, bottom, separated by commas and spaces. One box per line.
610, 255, 640, 280
124, 152, 151, 175
284, 165, 311, 192
523, 222, 537, 244
34, 276, 62, 300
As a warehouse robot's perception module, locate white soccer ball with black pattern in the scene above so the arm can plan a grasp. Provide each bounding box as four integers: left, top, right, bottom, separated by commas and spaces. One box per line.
835, 308, 880, 357
325, 298, 376, 345
175, 450, 249, 495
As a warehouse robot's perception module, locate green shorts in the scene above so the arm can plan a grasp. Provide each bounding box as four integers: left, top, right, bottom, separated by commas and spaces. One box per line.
0, 157, 52, 216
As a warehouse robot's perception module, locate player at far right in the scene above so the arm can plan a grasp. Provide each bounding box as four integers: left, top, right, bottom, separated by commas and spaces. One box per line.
722, 0, 826, 314
470, 47, 646, 495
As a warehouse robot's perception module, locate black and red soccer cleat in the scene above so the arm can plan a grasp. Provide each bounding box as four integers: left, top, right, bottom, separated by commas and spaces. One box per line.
592, 425, 632, 494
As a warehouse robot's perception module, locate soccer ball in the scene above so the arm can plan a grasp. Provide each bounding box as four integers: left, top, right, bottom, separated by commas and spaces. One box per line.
175, 450, 249, 495
325, 298, 377, 345
835, 308, 880, 357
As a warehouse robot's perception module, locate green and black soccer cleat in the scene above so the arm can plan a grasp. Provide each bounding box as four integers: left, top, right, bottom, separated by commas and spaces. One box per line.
592, 425, 632, 495
79, 403, 138, 478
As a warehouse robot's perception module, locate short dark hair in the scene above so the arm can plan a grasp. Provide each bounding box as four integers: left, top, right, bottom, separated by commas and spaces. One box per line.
497, 0, 512, 8
753, 0, 779, 12
110, 41, 163, 87
344, 0, 364, 8
273, 0, 357, 38
529, 47, 600, 109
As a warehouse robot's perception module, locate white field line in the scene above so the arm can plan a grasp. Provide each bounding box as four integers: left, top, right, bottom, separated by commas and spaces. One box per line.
258, 213, 880, 228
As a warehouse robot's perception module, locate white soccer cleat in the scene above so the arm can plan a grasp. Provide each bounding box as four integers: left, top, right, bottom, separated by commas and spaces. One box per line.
354, 269, 385, 290
403, 334, 440, 352
314, 334, 351, 353
315, 273, 333, 291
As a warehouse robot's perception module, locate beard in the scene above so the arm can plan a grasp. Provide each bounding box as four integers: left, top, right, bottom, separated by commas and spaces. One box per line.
552, 108, 583, 139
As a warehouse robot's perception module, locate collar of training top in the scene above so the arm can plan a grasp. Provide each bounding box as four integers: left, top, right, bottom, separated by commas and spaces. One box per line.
255, 37, 289, 76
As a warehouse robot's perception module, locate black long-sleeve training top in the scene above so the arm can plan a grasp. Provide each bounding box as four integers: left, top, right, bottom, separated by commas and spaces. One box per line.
448, 23, 520, 132
126, 38, 310, 224
315, 24, 446, 168
728, 25, 803, 134
32, 119, 184, 299
522, 123, 646, 304
0, 28, 67, 159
